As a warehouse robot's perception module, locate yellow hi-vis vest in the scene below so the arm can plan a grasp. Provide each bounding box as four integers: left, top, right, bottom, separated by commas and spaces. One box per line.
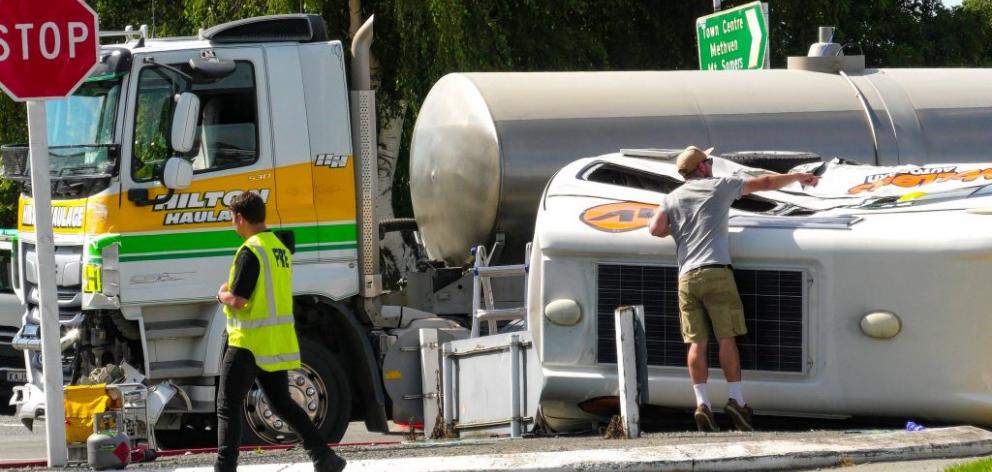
224, 231, 301, 372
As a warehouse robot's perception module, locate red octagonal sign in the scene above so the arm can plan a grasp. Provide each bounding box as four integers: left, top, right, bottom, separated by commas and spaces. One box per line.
0, 0, 99, 101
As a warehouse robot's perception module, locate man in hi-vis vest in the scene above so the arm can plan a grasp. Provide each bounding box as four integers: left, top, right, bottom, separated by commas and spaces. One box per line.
215, 192, 346, 472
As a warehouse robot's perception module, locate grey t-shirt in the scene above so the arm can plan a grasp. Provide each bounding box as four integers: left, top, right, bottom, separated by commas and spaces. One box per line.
662, 177, 746, 277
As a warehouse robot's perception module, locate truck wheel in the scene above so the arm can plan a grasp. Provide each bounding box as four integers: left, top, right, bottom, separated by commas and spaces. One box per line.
721, 151, 821, 174
241, 337, 352, 445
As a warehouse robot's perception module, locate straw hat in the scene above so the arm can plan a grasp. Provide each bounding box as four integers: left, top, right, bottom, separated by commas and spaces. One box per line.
675, 146, 715, 176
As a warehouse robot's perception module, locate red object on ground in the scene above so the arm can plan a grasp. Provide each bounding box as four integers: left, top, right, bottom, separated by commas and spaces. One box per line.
0, 0, 100, 101
112, 441, 130, 465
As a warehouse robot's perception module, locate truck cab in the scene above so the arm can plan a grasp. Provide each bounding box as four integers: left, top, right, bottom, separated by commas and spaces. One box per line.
5, 14, 386, 445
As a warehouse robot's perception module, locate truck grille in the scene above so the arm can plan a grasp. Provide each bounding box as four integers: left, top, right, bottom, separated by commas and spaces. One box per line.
596, 264, 805, 373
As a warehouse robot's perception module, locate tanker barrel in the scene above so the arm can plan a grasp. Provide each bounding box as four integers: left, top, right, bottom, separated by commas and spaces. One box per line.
410, 69, 992, 266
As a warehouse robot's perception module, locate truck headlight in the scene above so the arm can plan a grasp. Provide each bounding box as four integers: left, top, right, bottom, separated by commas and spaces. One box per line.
544, 299, 582, 326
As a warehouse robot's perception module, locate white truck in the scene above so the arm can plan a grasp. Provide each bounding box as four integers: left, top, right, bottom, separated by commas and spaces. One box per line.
4, 13, 992, 446
0, 231, 27, 407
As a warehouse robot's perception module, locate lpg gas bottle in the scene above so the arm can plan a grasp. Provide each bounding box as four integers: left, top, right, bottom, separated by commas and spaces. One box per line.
86, 412, 130, 470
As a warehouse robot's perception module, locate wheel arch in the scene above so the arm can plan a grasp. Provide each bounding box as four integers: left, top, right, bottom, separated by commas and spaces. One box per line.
293, 295, 389, 433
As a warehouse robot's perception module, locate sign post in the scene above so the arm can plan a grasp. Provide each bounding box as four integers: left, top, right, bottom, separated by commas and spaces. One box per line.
696, 1, 768, 70
0, 0, 100, 466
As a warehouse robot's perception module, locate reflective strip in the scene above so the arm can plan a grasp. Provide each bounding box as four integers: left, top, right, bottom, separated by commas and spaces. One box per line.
227, 314, 295, 330
249, 241, 279, 321
255, 352, 301, 365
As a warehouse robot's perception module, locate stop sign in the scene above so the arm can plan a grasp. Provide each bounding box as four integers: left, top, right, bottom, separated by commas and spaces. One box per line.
0, 0, 99, 101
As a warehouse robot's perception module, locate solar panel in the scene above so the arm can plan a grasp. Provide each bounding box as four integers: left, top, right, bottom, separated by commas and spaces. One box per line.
597, 264, 805, 373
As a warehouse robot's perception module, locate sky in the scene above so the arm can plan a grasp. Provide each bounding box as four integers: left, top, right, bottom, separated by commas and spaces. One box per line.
944, 0, 963, 6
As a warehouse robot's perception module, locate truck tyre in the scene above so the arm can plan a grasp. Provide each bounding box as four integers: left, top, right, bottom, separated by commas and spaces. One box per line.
720, 151, 821, 174
241, 337, 352, 445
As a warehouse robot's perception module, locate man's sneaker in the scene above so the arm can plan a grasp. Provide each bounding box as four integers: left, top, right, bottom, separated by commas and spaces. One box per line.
725, 398, 755, 431
694, 404, 720, 432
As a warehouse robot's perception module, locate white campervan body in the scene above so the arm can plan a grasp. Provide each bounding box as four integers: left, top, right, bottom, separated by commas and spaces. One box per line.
531, 150, 992, 429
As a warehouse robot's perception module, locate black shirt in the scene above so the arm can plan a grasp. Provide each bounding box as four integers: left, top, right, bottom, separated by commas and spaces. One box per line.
230, 236, 267, 300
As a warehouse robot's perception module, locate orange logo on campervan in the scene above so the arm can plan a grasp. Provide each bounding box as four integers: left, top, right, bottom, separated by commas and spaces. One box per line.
847, 166, 992, 194
580, 202, 658, 233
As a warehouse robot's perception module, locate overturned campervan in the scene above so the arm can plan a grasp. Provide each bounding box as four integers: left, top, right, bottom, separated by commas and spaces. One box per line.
529, 149, 992, 430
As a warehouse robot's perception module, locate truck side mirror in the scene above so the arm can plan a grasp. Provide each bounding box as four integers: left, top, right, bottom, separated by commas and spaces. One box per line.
171, 92, 200, 153
127, 157, 193, 206
162, 157, 193, 190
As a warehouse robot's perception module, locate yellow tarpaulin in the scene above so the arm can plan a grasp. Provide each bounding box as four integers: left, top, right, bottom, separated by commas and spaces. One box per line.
64, 384, 110, 444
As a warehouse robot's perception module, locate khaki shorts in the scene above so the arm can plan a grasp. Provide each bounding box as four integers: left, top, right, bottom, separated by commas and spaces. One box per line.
678, 267, 747, 343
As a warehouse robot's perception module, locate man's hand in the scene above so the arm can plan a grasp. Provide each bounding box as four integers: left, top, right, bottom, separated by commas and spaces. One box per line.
797, 173, 820, 188
648, 206, 671, 238
217, 282, 248, 309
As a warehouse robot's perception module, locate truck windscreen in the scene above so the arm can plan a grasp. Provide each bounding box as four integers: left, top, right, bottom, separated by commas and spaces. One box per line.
0, 75, 123, 198
43, 76, 122, 178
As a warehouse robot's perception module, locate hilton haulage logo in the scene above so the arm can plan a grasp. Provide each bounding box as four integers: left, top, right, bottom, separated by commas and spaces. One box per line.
153, 189, 270, 226
23, 204, 84, 229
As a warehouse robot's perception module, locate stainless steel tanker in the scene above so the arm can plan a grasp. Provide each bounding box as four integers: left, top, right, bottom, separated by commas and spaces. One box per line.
410, 66, 992, 266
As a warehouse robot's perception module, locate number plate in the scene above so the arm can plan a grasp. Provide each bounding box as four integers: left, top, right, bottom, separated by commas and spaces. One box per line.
5, 370, 26, 383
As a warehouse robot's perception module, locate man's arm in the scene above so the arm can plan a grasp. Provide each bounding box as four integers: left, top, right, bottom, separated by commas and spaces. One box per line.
743, 172, 819, 195
217, 283, 249, 309
648, 206, 671, 238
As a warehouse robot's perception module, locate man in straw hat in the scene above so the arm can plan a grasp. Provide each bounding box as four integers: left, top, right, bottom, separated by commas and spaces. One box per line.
648, 146, 819, 432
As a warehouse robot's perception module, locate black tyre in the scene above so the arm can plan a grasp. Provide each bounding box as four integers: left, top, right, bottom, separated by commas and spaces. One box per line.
721, 151, 821, 174
241, 337, 352, 445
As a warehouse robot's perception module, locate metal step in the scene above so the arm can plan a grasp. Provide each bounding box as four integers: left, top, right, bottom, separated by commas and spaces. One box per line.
472, 265, 526, 278
148, 360, 204, 379
476, 307, 526, 321
144, 319, 209, 340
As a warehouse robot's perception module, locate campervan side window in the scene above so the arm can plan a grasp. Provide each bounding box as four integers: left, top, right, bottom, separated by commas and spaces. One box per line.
583, 163, 683, 193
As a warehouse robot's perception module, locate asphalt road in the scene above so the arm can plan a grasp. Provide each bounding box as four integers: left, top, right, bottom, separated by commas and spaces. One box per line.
0, 414, 400, 462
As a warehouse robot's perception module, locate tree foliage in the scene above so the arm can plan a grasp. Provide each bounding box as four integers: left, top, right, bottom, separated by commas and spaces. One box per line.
0, 0, 990, 226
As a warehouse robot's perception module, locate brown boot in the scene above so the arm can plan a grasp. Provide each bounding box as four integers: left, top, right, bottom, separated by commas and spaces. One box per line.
725, 399, 754, 431
694, 404, 719, 432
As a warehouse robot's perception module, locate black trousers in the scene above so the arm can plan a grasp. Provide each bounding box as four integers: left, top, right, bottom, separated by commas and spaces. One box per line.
216, 346, 331, 471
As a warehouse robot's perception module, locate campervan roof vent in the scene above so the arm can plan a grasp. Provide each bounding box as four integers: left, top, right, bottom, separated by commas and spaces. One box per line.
201, 14, 328, 44
620, 148, 684, 160
787, 25, 865, 74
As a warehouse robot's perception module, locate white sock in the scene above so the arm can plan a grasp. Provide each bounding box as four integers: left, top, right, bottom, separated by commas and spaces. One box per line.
728, 382, 745, 405
693, 383, 710, 407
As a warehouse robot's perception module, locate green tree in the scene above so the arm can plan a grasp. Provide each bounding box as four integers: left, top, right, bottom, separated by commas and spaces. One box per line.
2, 0, 992, 230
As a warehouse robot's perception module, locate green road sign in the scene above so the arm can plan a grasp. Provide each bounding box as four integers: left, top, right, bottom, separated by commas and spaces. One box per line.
696, 1, 768, 70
